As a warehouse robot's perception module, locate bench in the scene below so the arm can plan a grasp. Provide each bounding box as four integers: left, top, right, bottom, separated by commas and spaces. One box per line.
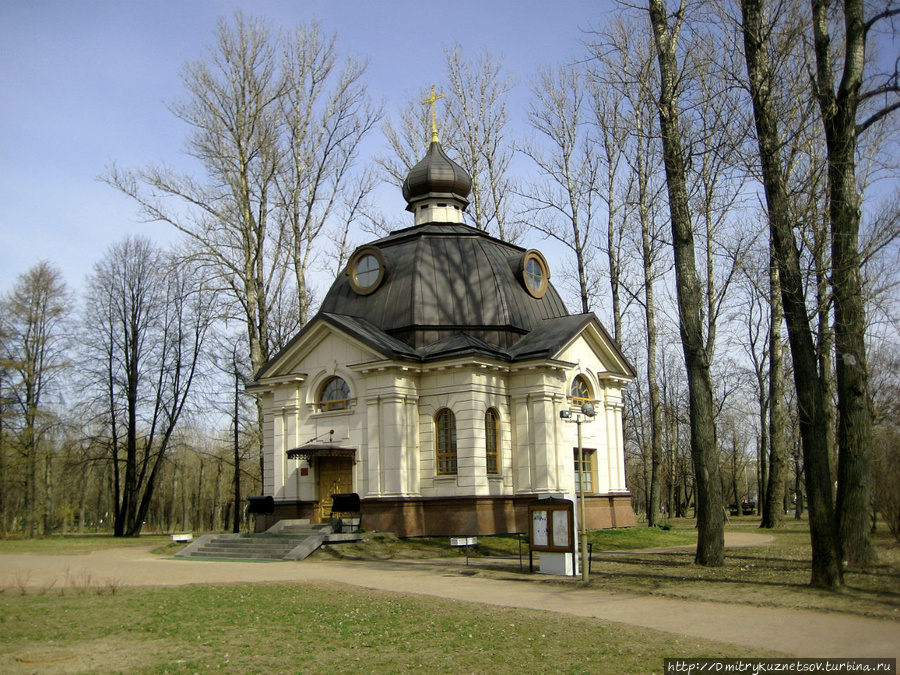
171, 533, 193, 543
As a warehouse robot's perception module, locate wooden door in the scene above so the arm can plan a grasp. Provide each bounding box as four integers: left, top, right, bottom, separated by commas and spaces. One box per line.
316, 457, 353, 522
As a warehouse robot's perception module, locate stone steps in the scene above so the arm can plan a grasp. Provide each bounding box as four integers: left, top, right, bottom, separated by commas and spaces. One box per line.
175, 520, 361, 561
181, 534, 315, 560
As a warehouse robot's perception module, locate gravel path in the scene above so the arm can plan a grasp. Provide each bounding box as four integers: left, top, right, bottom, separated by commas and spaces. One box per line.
2, 532, 897, 660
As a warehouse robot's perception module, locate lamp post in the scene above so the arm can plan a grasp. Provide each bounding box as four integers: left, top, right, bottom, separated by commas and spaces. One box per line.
560, 402, 594, 582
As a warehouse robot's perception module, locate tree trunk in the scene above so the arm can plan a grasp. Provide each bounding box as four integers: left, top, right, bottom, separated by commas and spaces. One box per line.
233, 363, 242, 533
810, 0, 875, 564
43, 454, 53, 536
763, 248, 788, 528
637, 116, 664, 528
741, 0, 843, 586
648, 0, 725, 565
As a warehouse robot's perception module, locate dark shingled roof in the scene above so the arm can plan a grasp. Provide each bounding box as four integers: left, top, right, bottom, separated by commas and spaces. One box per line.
319, 221, 571, 350
506, 314, 596, 361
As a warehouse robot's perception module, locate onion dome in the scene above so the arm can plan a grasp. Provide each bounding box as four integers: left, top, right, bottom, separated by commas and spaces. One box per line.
402, 141, 471, 213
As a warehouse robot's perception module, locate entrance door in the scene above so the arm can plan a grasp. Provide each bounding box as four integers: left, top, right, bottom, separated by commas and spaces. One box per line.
316, 457, 353, 522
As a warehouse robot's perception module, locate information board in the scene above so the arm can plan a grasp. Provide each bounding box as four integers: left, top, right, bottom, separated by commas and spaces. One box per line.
528, 498, 574, 552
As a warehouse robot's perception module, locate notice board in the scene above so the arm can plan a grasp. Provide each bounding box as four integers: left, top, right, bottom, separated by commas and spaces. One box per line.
528, 498, 574, 552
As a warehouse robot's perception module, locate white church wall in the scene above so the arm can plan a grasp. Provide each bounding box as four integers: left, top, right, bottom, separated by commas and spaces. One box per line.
554, 335, 631, 495
357, 367, 421, 498
415, 364, 515, 498
260, 329, 382, 503
257, 319, 632, 522
508, 366, 568, 495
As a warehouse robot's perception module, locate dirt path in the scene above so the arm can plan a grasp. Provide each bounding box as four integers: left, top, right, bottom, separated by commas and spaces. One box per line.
1, 533, 897, 660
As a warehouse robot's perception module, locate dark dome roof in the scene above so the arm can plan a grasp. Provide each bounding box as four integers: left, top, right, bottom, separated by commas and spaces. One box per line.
402, 141, 471, 211
319, 223, 570, 349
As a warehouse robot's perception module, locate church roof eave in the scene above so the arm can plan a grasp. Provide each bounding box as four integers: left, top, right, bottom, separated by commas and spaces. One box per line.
251, 312, 420, 385
253, 311, 637, 387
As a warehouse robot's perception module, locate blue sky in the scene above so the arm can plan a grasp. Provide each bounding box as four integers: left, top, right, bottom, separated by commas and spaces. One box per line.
0, 0, 615, 297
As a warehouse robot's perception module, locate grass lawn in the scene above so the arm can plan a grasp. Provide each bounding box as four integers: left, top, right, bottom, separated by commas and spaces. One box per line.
0, 534, 174, 555
586, 519, 900, 621
0, 580, 775, 674
1, 518, 897, 673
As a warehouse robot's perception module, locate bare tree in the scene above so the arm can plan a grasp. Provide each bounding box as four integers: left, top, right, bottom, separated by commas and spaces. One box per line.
647, 0, 726, 566
104, 13, 283, 385
81, 237, 212, 536
586, 60, 630, 342
378, 87, 434, 184
103, 11, 379, 378
103, 13, 379, 491
276, 22, 382, 323
586, 17, 672, 526
740, 0, 843, 586
764, 237, 790, 528
0, 355, 7, 533
443, 45, 520, 242
0, 262, 70, 537
205, 328, 259, 534
870, 343, 900, 542
519, 63, 601, 314
377, 48, 520, 243
810, 0, 900, 565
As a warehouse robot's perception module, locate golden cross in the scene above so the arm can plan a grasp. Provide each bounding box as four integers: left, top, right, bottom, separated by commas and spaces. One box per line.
421, 85, 445, 144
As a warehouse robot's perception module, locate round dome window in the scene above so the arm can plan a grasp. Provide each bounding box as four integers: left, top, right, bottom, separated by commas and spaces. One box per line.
519, 250, 550, 299
347, 246, 387, 295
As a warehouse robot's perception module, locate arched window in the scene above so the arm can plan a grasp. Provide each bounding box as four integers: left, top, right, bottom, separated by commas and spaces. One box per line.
571, 375, 591, 406
485, 409, 500, 475
318, 376, 351, 411
435, 408, 457, 475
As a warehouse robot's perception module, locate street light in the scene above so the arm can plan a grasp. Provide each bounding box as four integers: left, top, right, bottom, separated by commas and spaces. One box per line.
560, 401, 594, 582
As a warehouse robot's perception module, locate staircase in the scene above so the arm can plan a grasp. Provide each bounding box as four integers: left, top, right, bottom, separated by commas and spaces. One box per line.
176, 520, 361, 562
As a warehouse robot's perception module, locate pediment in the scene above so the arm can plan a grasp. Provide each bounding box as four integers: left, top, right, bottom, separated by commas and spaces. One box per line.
255, 315, 397, 384
569, 320, 636, 380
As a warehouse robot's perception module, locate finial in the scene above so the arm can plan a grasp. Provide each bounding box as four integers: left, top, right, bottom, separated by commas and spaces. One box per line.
421, 85, 445, 144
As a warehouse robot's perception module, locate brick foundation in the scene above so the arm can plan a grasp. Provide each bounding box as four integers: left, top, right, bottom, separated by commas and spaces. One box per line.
254, 493, 635, 537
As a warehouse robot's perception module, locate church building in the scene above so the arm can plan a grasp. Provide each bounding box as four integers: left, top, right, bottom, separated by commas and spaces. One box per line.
250, 131, 637, 537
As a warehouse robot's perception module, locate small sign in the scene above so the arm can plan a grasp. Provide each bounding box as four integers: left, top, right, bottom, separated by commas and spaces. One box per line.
532, 510, 549, 547
450, 537, 477, 547
552, 509, 570, 548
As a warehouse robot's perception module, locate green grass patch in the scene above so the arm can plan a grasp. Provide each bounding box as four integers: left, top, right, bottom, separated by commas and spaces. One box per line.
586, 526, 697, 550
0, 581, 777, 674
0, 535, 175, 555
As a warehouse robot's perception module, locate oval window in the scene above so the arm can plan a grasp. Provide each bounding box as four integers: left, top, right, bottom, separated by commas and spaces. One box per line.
347, 246, 386, 295
519, 250, 549, 299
